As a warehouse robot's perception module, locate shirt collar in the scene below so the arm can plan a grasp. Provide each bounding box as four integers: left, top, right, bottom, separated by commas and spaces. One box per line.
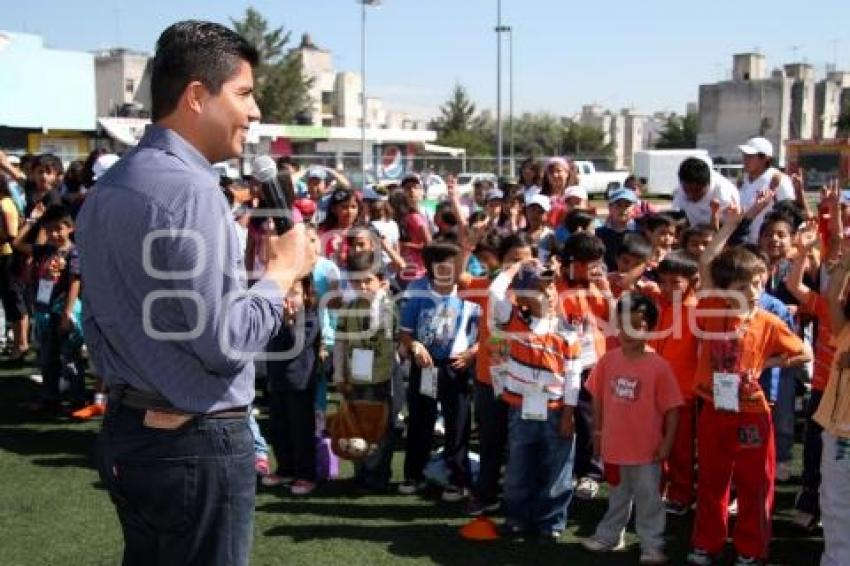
138, 124, 219, 184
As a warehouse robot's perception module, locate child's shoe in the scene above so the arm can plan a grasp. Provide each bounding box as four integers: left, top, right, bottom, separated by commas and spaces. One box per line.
441, 485, 467, 502
397, 480, 427, 495
664, 500, 690, 516
581, 535, 626, 552
71, 402, 106, 420
734, 556, 760, 565
575, 477, 600, 500
290, 480, 316, 496
260, 474, 292, 488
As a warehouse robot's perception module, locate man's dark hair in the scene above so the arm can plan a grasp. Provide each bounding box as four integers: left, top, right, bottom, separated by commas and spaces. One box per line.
656, 253, 699, 278
617, 233, 652, 261
560, 232, 606, 264
678, 157, 711, 186
474, 230, 502, 258
151, 21, 260, 121
617, 292, 660, 330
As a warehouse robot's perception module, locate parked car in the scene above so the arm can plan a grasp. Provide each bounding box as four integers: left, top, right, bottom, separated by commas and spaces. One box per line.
456, 172, 497, 197
423, 174, 448, 200
574, 161, 630, 198
632, 149, 713, 197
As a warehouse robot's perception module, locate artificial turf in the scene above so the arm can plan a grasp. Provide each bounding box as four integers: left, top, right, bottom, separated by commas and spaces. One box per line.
0, 362, 824, 565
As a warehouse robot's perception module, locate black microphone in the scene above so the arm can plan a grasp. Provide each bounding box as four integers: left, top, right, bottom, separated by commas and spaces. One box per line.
251, 155, 294, 235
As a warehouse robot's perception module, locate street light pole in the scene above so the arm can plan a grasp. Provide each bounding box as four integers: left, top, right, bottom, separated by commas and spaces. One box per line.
508, 27, 514, 176
359, 0, 380, 189
496, 0, 502, 176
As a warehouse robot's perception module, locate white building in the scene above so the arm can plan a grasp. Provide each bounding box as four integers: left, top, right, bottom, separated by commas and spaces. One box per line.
290, 34, 423, 130
578, 105, 662, 170
94, 48, 151, 118
698, 53, 850, 166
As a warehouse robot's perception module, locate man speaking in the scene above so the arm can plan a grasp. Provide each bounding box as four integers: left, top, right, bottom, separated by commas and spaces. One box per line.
76, 21, 315, 565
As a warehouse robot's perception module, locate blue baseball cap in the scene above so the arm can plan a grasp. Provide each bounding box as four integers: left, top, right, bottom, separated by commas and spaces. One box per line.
307, 167, 327, 181
608, 187, 638, 205
511, 265, 555, 292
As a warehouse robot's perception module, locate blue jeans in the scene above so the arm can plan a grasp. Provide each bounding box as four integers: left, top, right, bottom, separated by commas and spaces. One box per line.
759, 367, 797, 463
504, 405, 576, 533
97, 405, 256, 566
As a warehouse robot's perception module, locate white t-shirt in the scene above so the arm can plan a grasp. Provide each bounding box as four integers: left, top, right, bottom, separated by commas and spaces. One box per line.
739, 167, 796, 244
370, 219, 400, 270
672, 171, 740, 228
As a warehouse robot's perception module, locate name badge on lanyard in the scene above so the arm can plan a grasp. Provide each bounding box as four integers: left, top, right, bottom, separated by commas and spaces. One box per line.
420, 366, 438, 399
351, 348, 374, 383
36, 279, 55, 306
522, 388, 548, 421
713, 372, 741, 412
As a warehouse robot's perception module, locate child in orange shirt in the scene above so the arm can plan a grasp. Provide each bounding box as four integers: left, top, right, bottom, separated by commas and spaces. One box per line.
688, 197, 812, 565
556, 233, 612, 500
582, 293, 682, 564
647, 253, 700, 515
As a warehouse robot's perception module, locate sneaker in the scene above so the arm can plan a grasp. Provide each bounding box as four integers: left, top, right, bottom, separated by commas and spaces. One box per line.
575, 477, 600, 500
581, 536, 626, 552
467, 497, 501, 516
261, 474, 292, 488
791, 509, 818, 531
734, 556, 760, 565
441, 485, 468, 502
255, 456, 270, 477
775, 461, 792, 482
71, 402, 106, 420
686, 548, 713, 566
290, 480, 316, 496
640, 548, 668, 564
397, 480, 427, 495
665, 500, 690, 516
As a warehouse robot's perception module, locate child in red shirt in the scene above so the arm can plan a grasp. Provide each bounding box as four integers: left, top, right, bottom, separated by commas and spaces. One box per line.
582, 293, 682, 564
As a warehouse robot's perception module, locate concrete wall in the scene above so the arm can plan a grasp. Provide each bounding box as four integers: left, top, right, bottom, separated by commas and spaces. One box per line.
94, 50, 150, 116
335, 72, 362, 128
0, 31, 95, 130
698, 77, 791, 165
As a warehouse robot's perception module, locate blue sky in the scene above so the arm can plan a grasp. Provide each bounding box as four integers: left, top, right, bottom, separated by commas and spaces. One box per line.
7, 0, 850, 120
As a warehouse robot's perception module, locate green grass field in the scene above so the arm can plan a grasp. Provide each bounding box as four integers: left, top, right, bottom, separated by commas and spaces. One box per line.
0, 361, 824, 566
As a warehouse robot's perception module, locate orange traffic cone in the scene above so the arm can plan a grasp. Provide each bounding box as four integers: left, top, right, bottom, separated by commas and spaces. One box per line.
459, 515, 500, 541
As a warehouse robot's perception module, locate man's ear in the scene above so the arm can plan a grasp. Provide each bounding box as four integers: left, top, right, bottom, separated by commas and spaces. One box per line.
184, 80, 208, 115
381, 279, 390, 291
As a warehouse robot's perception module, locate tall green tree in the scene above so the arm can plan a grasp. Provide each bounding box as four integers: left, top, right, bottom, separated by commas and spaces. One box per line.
433, 83, 477, 134
655, 113, 698, 148
231, 7, 313, 124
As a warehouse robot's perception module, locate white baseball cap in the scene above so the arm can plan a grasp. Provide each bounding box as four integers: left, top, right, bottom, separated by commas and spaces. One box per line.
739, 137, 774, 158
92, 153, 120, 180
525, 193, 551, 212
564, 185, 589, 201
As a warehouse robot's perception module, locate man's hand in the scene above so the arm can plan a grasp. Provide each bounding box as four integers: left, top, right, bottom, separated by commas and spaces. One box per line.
265, 223, 317, 292
60, 311, 73, 334
450, 348, 475, 371
744, 189, 776, 220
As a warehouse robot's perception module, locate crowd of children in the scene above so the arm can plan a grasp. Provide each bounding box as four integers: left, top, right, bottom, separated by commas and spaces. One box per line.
2, 137, 850, 565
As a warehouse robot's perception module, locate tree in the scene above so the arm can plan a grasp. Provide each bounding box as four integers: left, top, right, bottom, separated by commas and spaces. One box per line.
433, 84, 477, 134
655, 113, 698, 149
231, 7, 313, 124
